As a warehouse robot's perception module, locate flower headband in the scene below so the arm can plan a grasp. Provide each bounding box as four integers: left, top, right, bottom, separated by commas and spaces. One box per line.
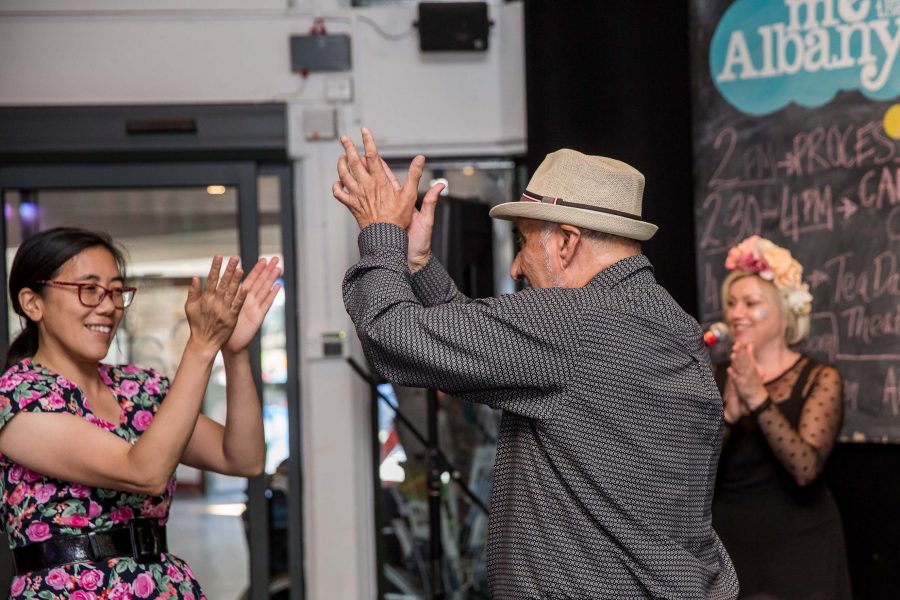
724, 235, 813, 316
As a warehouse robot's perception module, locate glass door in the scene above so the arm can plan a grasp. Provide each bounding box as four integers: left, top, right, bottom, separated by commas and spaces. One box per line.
373, 159, 517, 599
0, 162, 300, 600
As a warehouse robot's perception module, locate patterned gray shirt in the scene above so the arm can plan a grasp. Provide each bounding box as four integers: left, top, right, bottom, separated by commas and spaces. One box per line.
343, 223, 739, 599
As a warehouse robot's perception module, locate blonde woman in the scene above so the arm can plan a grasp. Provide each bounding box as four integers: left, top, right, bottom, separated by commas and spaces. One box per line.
712, 235, 851, 599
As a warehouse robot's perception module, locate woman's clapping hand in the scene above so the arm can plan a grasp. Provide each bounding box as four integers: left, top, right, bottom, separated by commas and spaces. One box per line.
184, 256, 248, 353
224, 257, 283, 354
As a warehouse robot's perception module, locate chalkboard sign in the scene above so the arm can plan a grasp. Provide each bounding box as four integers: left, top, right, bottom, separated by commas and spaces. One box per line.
691, 0, 900, 442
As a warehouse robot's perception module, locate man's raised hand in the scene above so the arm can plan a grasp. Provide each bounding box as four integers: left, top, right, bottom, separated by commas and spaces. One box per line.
407, 180, 445, 273
332, 128, 425, 230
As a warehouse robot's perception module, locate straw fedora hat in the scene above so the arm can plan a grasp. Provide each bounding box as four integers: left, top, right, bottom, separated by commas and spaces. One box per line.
489, 149, 658, 241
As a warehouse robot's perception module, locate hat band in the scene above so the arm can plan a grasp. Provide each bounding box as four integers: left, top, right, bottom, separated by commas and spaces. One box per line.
520, 190, 643, 221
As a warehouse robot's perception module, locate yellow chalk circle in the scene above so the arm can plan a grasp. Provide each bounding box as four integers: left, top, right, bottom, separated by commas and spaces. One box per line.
885, 104, 900, 140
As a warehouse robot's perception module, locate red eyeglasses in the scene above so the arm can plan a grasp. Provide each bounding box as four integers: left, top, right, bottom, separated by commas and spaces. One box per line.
38, 280, 137, 309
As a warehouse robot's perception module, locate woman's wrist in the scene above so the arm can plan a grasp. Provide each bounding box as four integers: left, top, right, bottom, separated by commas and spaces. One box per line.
749, 395, 774, 418
184, 336, 221, 362
221, 347, 250, 363
743, 389, 769, 412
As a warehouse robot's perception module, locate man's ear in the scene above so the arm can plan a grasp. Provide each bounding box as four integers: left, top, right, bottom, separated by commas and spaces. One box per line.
558, 224, 583, 268
18, 288, 44, 324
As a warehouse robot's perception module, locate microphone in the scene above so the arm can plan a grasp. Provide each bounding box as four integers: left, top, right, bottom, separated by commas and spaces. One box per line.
703, 322, 731, 347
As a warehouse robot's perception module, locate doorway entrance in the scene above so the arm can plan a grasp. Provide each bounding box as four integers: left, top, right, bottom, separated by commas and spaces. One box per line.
0, 105, 302, 600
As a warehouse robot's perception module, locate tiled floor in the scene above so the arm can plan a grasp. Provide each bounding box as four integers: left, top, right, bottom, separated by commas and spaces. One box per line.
168, 492, 250, 599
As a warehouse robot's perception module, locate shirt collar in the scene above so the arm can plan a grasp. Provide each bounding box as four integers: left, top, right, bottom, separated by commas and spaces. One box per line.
589, 254, 655, 290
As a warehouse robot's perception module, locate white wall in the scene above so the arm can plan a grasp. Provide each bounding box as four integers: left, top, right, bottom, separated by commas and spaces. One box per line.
0, 2, 526, 597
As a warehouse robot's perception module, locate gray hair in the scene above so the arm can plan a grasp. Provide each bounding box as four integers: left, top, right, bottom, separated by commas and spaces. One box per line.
539, 221, 641, 253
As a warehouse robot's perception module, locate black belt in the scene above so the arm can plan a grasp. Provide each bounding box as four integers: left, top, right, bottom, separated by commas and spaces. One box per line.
12, 519, 167, 575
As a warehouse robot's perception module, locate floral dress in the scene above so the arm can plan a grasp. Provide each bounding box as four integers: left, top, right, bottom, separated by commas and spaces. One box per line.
0, 359, 207, 599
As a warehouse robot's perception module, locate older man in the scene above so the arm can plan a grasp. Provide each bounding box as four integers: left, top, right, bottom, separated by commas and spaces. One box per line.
334, 129, 738, 599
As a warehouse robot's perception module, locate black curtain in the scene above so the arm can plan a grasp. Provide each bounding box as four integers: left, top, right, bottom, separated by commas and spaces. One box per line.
524, 1, 697, 316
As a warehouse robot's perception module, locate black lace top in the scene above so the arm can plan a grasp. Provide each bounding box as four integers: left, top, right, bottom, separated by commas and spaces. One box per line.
716, 355, 843, 494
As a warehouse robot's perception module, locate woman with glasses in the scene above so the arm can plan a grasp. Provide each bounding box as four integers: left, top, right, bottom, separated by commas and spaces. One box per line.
0, 227, 280, 599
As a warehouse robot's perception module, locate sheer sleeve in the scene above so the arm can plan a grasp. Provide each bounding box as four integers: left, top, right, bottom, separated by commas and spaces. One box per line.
756, 364, 843, 486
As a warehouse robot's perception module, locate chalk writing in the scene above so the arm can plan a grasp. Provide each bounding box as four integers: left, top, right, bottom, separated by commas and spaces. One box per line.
844, 379, 859, 413
841, 303, 900, 344
857, 166, 900, 209
823, 251, 900, 305
888, 205, 900, 241
780, 184, 834, 242
884, 367, 899, 416
694, 14, 900, 440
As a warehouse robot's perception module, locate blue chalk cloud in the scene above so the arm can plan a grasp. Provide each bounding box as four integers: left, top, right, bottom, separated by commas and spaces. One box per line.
710, 0, 900, 115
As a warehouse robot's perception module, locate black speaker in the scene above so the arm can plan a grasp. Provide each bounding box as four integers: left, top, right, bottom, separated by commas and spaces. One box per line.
417, 2, 491, 52
429, 196, 494, 298
289, 34, 352, 72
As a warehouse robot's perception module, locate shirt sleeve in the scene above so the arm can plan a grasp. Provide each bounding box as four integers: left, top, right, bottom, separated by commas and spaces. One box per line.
343, 223, 578, 419
0, 365, 76, 428
409, 256, 471, 307
756, 363, 843, 486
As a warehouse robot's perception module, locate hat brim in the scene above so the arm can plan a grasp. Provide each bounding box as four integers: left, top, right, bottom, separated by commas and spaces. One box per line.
489, 201, 658, 241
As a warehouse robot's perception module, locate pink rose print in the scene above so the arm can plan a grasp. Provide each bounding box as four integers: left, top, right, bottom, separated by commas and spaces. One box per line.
10, 576, 26, 595
110, 506, 134, 523
18, 389, 43, 409
70, 591, 97, 600
183, 563, 195, 579
21, 371, 42, 383
7, 483, 26, 506
34, 483, 57, 504
183, 594, 195, 600
86, 413, 116, 430
132, 572, 155, 598
144, 378, 161, 395
46, 568, 69, 590
69, 483, 91, 498
8, 464, 23, 483
166, 564, 184, 583
132, 410, 153, 432
57, 376, 77, 389
60, 514, 89, 527
123, 365, 141, 373
141, 498, 168, 518
22, 468, 43, 483
78, 569, 104, 591
0, 396, 10, 410
0, 377, 17, 393
109, 582, 133, 600
89, 501, 103, 518
26, 521, 51, 542
120, 379, 141, 398
43, 392, 66, 410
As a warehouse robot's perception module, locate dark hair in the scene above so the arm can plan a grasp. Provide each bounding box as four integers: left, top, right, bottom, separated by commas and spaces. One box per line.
6, 227, 127, 370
